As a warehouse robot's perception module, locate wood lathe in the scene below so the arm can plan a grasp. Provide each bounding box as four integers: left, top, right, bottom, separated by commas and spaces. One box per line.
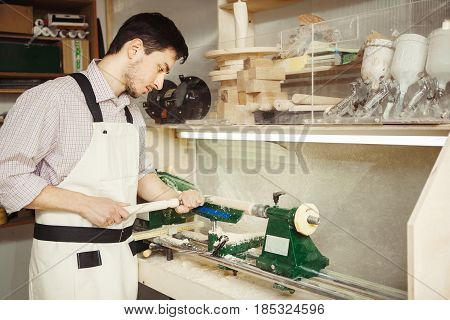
131, 172, 407, 300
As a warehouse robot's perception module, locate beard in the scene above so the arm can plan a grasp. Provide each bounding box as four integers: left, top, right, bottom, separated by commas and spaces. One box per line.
124, 60, 141, 98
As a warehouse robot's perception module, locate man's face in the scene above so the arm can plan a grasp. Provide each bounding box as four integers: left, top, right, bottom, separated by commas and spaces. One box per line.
124, 48, 177, 98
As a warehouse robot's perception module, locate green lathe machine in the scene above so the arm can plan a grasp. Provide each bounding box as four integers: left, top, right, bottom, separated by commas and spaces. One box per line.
134, 172, 406, 299
136, 172, 329, 279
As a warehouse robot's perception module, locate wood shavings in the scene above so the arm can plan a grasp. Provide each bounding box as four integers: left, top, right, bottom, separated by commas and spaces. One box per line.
210, 227, 264, 245
180, 231, 208, 242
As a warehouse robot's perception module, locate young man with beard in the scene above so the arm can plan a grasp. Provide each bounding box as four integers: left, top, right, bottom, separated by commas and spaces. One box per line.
0, 12, 203, 299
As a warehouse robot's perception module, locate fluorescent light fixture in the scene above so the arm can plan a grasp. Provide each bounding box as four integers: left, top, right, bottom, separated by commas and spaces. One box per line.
177, 130, 447, 147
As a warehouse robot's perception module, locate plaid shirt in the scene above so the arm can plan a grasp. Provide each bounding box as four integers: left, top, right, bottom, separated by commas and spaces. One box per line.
0, 60, 154, 213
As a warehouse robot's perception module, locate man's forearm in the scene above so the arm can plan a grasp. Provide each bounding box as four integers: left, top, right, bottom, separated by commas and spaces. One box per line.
138, 172, 179, 202
26, 185, 89, 213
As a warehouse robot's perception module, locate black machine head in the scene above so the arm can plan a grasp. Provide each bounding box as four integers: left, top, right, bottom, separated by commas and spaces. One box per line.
143, 76, 211, 124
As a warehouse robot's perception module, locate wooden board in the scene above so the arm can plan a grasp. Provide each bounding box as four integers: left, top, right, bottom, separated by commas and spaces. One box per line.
221, 0, 302, 13
248, 66, 286, 81
237, 70, 249, 92
209, 69, 239, 77
217, 102, 255, 125
211, 74, 237, 82
244, 58, 273, 70
217, 59, 245, 68
220, 88, 239, 104
246, 79, 281, 93
249, 91, 288, 104
205, 47, 279, 60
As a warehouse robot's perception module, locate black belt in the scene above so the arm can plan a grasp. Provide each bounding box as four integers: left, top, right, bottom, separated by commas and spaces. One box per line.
33, 223, 133, 243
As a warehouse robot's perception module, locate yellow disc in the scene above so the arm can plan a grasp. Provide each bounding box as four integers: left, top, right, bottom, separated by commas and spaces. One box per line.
294, 203, 320, 236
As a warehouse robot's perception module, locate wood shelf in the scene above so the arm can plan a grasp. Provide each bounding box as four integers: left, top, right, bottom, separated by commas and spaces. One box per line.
220, 0, 302, 13
0, 210, 35, 230
285, 63, 362, 78
0, 72, 65, 79
148, 124, 450, 147
0, 32, 62, 42
0, 88, 27, 94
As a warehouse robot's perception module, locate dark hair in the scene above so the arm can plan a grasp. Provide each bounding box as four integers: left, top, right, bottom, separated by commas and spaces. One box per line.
106, 12, 188, 63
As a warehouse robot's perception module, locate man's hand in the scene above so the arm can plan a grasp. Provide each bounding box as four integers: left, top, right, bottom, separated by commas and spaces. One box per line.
175, 190, 204, 214
80, 196, 130, 227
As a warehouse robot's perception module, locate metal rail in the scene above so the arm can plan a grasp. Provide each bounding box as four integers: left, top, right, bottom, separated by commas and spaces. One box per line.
150, 237, 406, 300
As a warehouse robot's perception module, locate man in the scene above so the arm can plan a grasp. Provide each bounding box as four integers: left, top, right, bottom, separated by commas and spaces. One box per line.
0, 13, 203, 299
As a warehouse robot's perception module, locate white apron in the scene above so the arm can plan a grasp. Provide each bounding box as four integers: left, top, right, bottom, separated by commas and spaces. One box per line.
29, 73, 140, 299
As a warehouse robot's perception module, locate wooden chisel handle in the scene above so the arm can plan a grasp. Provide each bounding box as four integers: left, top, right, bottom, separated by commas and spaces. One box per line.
125, 199, 180, 215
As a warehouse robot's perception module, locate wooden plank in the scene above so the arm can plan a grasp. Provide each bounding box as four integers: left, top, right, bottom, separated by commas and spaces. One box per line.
220, 80, 237, 87
220, 64, 244, 71
248, 66, 285, 80
211, 74, 237, 82
244, 58, 273, 70
245, 79, 281, 93
217, 59, 244, 68
238, 92, 247, 105
209, 69, 239, 77
237, 70, 249, 92
217, 102, 255, 125
285, 63, 362, 77
251, 91, 288, 103
221, 0, 302, 13
219, 88, 239, 103
205, 47, 279, 59
0, 88, 26, 94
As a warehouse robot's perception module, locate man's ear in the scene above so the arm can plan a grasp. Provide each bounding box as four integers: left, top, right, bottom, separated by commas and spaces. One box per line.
127, 38, 144, 59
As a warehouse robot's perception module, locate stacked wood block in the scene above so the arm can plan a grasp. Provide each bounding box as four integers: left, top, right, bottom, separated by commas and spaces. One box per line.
205, 47, 282, 124
237, 58, 287, 111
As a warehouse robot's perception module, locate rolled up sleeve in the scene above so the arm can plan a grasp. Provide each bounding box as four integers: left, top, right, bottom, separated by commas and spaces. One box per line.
0, 87, 60, 213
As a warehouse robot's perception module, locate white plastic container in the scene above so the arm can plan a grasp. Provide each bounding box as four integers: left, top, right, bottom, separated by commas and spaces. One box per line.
426, 20, 450, 90
390, 34, 428, 114
361, 39, 394, 90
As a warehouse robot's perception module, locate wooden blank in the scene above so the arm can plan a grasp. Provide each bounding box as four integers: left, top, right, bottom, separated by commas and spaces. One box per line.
248, 66, 286, 80
238, 92, 247, 105
246, 79, 281, 93
244, 57, 273, 70
237, 70, 249, 92
221, 80, 237, 87
217, 102, 255, 125
250, 91, 288, 104
220, 89, 239, 103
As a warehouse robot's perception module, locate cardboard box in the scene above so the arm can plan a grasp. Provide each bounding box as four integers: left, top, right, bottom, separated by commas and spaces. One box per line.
0, 4, 33, 34
62, 39, 90, 73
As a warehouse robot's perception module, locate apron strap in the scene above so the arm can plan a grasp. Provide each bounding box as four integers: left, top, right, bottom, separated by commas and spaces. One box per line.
69, 73, 134, 124
69, 73, 103, 122
124, 106, 133, 124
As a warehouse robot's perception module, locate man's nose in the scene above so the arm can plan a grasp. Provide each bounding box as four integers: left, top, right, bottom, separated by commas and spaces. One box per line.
154, 73, 165, 91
